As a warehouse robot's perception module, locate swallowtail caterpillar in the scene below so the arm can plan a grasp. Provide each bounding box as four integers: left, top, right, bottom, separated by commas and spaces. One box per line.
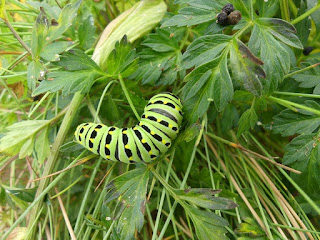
74, 93, 183, 163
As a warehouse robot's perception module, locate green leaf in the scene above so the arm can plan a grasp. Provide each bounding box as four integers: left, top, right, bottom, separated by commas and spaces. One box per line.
292, 61, 320, 94
272, 101, 320, 136
27, 60, 43, 92
19, 137, 34, 159
283, 134, 317, 165
161, 0, 225, 27
35, 126, 50, 164
182, 34, 232, 69
291, 143, 320, 194
40, 41, 71, 62
33, 50, 103, 96
78, 15, 97, 50
230, 39, 266, 96
0, 120, 49, 155
254, 18, 303, 49
185, 205, 229, 240
175, 188, 238, 210
106, 35, 138, 78
236, 217, 266, 237
2, 185, 36, 203
31, 7, 49, 58
182, 54, 233, 121
249, 22, 291, 93
237, 107, 258, 136
131, 28, 182, 85
47, 0, 83, 42
105, 166, 150, 240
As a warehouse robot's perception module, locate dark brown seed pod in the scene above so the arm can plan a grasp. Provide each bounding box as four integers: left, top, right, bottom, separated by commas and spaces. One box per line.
222, 3, 235, 15
217, 11, 229, 26
303, 47, 313, 56
227, 10, 242, 25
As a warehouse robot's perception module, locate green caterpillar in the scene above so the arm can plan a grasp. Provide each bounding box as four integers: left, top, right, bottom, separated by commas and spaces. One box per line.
74, 93, 183, 163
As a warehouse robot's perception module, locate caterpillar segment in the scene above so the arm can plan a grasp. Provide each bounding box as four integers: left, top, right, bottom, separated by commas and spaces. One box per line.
74, 93, 183, 163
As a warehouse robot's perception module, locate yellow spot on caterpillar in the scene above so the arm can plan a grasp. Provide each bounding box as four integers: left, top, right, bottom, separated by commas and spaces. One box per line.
90, 139, 94, 142
151, 101, 155, 104
145, 115, 148, 118
162, 140, 166, 144
157, 119, 161, 122
105, 144, 110, 148
149, 151, 152, 155
175, 106, 180, 110
109, 131, 113, 135
79, 134, 83, 137
141, 139, 146, 143
129, 156, 133, 160
151, 131, 155, 135
106, 155, 110, 159
122, 130, 127, 134
95, 128, 100, 131
125, 145, 130, 149
169, 124, 173, 129
139, 122, 143, 126
164, 101, 168, 104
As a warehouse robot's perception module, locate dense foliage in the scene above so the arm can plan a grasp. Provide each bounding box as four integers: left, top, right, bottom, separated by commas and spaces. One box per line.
0, 0, 320, 239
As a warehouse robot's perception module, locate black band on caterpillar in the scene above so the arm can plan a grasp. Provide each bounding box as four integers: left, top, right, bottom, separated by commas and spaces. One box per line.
74, 93, 183, 163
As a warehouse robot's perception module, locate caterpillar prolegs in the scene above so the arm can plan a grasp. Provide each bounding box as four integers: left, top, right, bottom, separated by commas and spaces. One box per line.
74, 93, 183, 163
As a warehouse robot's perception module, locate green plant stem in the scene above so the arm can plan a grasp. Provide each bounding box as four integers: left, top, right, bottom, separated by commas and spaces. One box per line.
50, 175, 83, 199
280, 0, 290, 22
273, 91, 320, 98
3, 18, 34, 58
291, 2, 320, 25
284, 62, 320, 79
118, 74, 140, 121
28, 92, 50, 118
1, 151, 87, 240
26, 92, 84, 240
151, 152, 175, 240
94, 80, 118, 123
74, 157, 102, 234
269, 96, 320, 115
250, 134, 320, 216
270, 223, 320, 234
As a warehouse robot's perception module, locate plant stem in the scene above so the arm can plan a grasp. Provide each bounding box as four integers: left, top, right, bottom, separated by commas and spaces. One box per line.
273, 91, 320, 99
1, 151, 86, 240
269, 96, 320, 116
284, 62, 320, 79
94, 80, 118, 123
4, 19, 33, 58
74, 158, 102, 233
118, 74, 140, 121
291, 2, 320, 25
26, 92, 84, 240
280, 0, 290, 22
151, 152, 175, 240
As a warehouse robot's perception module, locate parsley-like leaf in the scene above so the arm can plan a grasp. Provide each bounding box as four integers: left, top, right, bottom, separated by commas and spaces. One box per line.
229, 39, 266, 96
181, 35, 265, 122
131, 28, 182, 85
162, 0, 226, 27
273, 100, 320, 136
105, 166, 149, 240
33, 50, 104, 96
292, 60, 320, 94
249, 18, 302, 93
106, 35, 138, 78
